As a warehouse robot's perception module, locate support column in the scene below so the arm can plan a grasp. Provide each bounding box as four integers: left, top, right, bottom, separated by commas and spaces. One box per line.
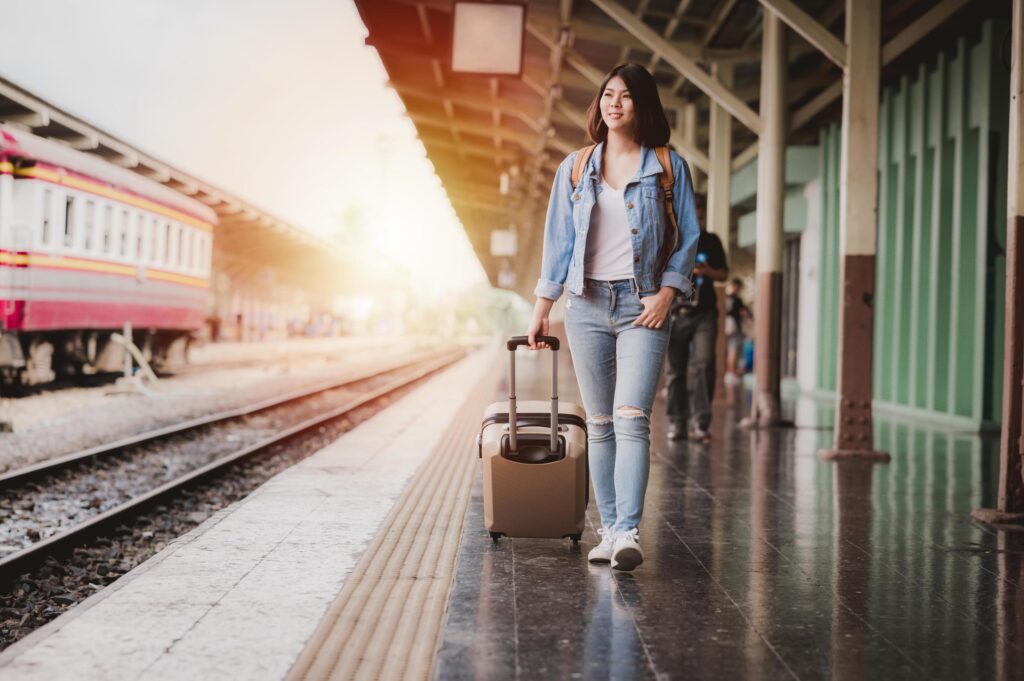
751, 13, 786, 427
708, 63, 733, 255
709, 63, 733, 405
682, 102, 702, 191
973, 0, 1024, 523
819, 0, 888, 461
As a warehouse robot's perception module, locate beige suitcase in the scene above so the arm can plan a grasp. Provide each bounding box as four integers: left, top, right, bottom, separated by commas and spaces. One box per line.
477, 335, 588, 545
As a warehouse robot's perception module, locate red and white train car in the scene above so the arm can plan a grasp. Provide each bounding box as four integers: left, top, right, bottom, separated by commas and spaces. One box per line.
0, 124, 216, 387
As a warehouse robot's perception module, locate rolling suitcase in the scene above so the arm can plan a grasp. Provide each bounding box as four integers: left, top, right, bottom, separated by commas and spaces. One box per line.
477, 335, 588, 545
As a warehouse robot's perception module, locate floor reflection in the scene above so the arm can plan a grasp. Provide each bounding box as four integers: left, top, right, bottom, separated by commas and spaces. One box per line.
436, 355, 1020, 680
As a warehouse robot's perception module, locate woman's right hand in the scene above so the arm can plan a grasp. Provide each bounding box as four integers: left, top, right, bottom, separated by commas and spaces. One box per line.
527, 298, 554, 349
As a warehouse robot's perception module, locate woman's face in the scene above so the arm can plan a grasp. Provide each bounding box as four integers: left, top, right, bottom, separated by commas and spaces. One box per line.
600, 76, 635, 135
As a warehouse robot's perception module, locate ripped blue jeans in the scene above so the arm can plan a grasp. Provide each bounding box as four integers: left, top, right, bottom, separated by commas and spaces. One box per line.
564, 278, 670, 533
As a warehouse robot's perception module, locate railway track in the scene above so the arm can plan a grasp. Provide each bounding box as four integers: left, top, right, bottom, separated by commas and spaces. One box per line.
0, 348, 465, 585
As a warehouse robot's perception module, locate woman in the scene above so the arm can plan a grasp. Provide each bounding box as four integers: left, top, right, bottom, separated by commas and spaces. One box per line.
526, 63, 700, 571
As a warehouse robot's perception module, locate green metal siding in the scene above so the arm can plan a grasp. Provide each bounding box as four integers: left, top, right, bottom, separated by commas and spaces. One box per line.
816, 20, 1008, 428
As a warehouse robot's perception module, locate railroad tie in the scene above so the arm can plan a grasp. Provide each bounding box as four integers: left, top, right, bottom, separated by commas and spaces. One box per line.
286, 354, 500, 681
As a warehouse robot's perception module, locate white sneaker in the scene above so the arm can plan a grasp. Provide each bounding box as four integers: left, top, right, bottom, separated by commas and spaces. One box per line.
611, 528, 644, 571
588, 528, 616, 563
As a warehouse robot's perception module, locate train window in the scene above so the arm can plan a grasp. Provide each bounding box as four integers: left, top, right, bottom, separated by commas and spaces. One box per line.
190, 231, 199, 270
83, 200, 96, 253
176, 225, 185, 270
120, 209, 130, 257
164, 221, 173, 266
102, 204, 114, 254
136, 213, 145, 260
63, 195, 75, 248
151, 217, 160, 265
41, 189, 52, 246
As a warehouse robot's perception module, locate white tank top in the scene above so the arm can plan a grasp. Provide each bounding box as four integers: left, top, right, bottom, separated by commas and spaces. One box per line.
584, 180, 634, 280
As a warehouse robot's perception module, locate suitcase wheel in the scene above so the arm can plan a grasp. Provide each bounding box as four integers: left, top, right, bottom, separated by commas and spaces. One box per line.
490, 532, 503, 544
567, 533, 582, 546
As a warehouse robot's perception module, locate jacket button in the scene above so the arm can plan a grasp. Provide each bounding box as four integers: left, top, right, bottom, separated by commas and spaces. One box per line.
626, 202, 634, 209
631, 228, 638, 235
573, 194, 580, 201
634, 256, 640, 263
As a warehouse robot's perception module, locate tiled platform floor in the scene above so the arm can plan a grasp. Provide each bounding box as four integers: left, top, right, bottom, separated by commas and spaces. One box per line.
437, 346, 1022, 681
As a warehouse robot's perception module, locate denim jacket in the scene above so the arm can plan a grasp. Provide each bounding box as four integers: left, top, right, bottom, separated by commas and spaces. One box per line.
534, 142, 700, 302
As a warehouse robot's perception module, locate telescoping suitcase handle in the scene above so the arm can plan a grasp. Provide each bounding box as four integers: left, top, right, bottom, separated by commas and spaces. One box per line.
505, 335, 560, 454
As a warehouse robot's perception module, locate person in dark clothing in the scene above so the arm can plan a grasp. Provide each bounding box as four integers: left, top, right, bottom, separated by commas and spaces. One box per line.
724, 277, 751, 384
665, 210, 729, 442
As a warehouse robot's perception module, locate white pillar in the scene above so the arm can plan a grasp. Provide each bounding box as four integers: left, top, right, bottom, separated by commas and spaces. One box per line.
708, 63, 733, 256
751, 11, 786, 426
821, 0, 887, 460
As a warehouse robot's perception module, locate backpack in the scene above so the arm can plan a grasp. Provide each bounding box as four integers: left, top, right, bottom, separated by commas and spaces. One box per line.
569, 144, 681, 275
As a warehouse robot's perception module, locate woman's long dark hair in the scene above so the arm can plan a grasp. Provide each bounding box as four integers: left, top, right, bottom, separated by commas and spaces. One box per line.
585, 63, 671, 147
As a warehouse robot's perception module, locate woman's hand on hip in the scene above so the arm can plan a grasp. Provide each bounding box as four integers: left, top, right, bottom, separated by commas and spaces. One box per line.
633, 287, 675, 329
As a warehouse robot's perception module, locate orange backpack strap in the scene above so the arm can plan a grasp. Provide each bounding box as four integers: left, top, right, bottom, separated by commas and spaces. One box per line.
570, 144, 597, 189
654, 146, 675, 195
653, 146, 681, 275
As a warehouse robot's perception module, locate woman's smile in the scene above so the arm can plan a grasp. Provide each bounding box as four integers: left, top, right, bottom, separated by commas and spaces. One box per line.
600, 75, 634, 130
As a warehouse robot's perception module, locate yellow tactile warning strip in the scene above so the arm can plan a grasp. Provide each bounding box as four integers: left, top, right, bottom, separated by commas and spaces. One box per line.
286, 352, 500, 681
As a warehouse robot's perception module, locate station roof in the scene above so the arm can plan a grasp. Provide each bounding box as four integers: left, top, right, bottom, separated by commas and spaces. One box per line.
0, 76, 361, 291
354, 0, 987, 300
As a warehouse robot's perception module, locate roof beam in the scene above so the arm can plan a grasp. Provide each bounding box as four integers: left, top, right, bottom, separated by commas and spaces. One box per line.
591, 0, 762, 134
2, 110, 49, 128
758, 0, 846, 69
409, 112, 536, 149
733, 0, 972, 168
60, 132, 100, 151
421, 136, 521, 162
563, 49, 691, 114
544, 14, 759, 64
390, 81, 545, 131
645, 0, 697, 77
702, 0, 740, 47
451, 198, 512, 214
881, 0, 971, 63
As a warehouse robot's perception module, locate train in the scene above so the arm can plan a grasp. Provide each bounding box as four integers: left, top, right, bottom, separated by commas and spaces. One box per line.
0, 124, 216, 388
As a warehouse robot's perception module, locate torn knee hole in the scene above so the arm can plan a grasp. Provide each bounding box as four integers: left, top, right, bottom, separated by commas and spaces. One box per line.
616, 406, 647, 419
588, 415, 613, 426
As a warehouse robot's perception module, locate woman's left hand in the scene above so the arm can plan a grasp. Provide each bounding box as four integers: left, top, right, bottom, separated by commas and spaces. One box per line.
632, 287, 675, 329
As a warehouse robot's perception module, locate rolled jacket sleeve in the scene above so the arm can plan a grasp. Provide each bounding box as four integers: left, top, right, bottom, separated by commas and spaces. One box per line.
533, 153, 577, 301
660, 151, 700, 300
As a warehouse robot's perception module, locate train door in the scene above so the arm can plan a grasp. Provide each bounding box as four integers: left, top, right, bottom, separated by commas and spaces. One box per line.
5, 174, 34, 332
0, 162, 13, 330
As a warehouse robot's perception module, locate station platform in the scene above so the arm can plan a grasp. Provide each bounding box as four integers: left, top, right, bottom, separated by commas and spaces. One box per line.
0, 338, 1020, 680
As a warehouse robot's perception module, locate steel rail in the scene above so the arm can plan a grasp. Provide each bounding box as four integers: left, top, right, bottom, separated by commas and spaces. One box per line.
0, 350, 450, 489
0, 350, 465, 584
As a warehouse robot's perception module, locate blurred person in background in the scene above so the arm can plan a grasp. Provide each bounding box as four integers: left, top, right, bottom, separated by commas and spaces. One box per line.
664, 197, 728, 443
724, 277, 751, 385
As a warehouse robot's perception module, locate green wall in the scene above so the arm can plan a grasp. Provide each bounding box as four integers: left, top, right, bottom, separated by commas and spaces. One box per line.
816, 20, 1009, 428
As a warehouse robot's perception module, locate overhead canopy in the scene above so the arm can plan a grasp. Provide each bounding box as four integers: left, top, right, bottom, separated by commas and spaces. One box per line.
354, 0, 983, 300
